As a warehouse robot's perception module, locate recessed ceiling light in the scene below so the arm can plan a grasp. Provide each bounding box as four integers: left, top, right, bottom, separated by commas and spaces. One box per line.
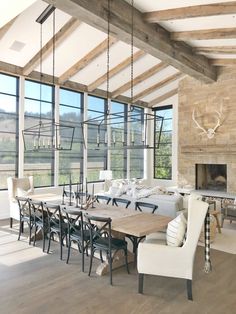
9, 40, 26, 52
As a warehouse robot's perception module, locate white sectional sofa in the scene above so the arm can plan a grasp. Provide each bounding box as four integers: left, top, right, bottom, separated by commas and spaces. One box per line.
97, 180, 184, 218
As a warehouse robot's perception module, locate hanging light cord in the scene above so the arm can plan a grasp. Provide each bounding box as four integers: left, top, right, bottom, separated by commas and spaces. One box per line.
130, 0, 134, 110
106, 0, 111, 115
39, 23, 43, 123
52, 10, 55, 86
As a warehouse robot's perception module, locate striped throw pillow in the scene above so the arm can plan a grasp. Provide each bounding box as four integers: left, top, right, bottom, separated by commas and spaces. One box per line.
166, 213, 187, 247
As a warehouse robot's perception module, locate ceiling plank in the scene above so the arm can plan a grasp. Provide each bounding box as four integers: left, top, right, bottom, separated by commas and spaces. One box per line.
133, 72, 183, 102
23, 17, 81, 76
210, 59, 236, 66
58, 36, 117, 84
171, 28, 236, 41
0, 60, 148, 107
87, 50, 145, 92
43, 0, 216, 83
143, 1, 236, 23
194, 46, 236, 54
111, 61, 167, 98
148, 88, 178, 108
0, 16, 18, 41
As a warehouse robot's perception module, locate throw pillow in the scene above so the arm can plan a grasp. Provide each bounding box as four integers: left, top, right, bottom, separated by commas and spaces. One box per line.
166, 212, 187, 247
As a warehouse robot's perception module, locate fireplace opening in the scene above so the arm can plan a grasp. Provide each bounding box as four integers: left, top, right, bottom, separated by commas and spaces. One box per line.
196, 164, 227, 191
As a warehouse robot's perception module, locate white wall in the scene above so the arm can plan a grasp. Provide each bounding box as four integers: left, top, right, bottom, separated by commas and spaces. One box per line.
148, 94, 178, 188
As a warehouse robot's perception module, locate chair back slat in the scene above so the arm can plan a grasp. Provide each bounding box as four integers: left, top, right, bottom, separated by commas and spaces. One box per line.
112, 197, 131, 208
16, 196, 31, 218
135, 201, 158, 214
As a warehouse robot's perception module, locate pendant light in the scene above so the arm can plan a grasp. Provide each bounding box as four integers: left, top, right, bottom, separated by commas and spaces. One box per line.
22, 5, 75, 152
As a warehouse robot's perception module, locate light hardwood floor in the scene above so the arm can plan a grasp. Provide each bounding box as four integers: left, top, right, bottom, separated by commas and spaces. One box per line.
0, 219, 235, 314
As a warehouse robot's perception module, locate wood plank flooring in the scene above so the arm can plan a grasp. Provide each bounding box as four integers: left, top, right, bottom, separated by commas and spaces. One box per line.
0, 219, 235, 314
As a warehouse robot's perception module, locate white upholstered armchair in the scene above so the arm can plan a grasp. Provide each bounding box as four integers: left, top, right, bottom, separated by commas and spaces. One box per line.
7, 176, 34, 227
137, 199, 209, 300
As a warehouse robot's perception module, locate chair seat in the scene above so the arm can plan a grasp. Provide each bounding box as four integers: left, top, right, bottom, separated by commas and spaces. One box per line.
94, 237, 127, 250
70, 229, 90, 242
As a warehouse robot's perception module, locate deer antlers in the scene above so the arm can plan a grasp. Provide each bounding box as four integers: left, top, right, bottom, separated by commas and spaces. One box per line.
192, 107, 223, 139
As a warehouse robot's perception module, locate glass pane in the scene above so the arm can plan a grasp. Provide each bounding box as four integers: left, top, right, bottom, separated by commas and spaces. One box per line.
0, 114, 17, 133
0, 73, 18, 189
24, 99, 52, 118
88, 95, 105, 112
0, 94, 17, 113
60, 105, 83, 123
0, 73, 17, 95
25, 80, 52, 102
60, 89, 81, 107
155, 167, 172, 180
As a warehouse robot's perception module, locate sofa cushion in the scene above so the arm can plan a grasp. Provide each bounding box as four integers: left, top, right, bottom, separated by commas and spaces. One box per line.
166, 212, 187, 247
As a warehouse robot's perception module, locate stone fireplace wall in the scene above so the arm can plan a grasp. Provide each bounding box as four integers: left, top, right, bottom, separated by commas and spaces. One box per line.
178, 67, 236, 193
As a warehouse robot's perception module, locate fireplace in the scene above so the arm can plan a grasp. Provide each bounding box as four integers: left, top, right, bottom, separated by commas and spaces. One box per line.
196, 164, 227, 191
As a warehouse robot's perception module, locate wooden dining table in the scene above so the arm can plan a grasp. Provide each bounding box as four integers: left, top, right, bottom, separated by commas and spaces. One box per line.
31, 193, 171, 275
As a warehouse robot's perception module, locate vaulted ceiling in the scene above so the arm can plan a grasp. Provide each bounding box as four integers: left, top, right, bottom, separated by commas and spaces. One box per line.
0, 0, 235, 108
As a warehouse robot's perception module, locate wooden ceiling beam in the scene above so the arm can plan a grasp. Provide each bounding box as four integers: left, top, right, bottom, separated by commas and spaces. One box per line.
148, 88, 178, 108
87, 50, 145, 92
171, 28, 236, 41
43, 0, 216, 83
58, 36, 117, 84
0, 16, 18, 40
23, 17, 81, 76
194, 46, 236, 54
0, 60, 148, 108
143, 2, 236, 23
111, 61, 167, 98
133, 72, 183, 102
210, 59, 236, 66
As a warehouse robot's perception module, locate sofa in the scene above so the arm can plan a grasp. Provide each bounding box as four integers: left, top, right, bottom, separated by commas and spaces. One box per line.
97, 180, 184, 218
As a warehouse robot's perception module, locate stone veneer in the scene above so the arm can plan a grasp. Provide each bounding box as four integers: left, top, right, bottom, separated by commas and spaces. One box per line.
178, 67, 236, 193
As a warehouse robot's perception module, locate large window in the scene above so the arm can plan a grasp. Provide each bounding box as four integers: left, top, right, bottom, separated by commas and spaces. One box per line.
154, 105, 173, 180
87, 95, 107, 181
0, 73, 18, 189
129, 106, 144, 179
110, 101, 127, 179
24, 80, 54, 187
59, 88, 83, 184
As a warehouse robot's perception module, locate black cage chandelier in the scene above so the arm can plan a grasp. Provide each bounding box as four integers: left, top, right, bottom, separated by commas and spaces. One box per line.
81, 0, 163, 150
22, 5, 75, 152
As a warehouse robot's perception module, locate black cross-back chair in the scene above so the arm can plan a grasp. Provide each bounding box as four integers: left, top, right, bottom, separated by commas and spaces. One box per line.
28, 199, 47, 252
112, 197, 131, 208
85, 214, 129, 285
15, 196, 33, 244
63, 209, 90, 272
127, 201, 159, 264
44, 203, 68, 260
135, 201, 158, 214
95, 195, 112, 205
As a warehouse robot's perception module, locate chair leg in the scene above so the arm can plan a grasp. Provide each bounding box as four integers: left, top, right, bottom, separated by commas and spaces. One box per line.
28, 222, 32, 245
42, 229, 46, 252
81, 242, 85, 273
33, 226, 37, 246
10, 217, 13, 228
108, 250, 112, 286
18, 220, 22, 241
66, 240, 71, 264
187, 279, 193, 301
47, 232, 52, 254
138, 273, 144, 294
60, 233, 63, 260
124, 248, 129, 274
88, 249, 94, 276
